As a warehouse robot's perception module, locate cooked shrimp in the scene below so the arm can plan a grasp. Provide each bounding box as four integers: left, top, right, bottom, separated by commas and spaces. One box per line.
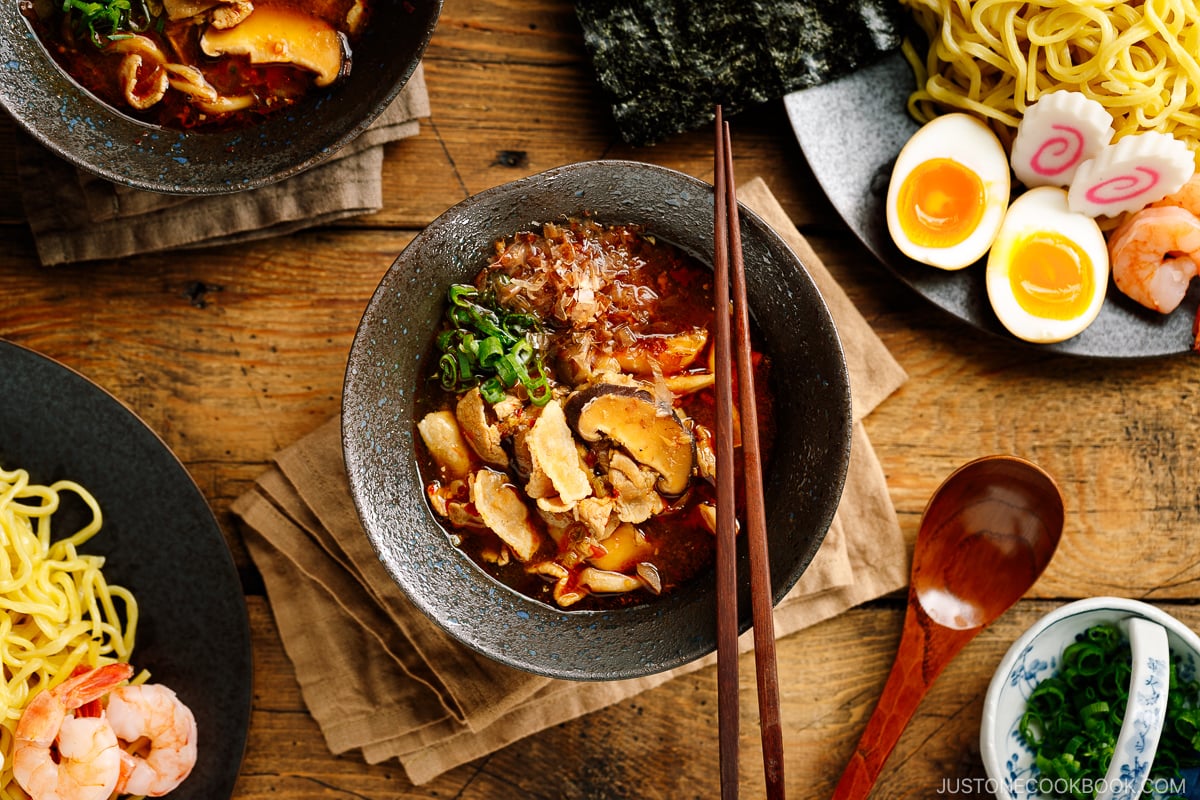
1151, 174, 1200, 216
1108, 205, 1200, 313
12, 663, 133, 800
106, 683, 198, 797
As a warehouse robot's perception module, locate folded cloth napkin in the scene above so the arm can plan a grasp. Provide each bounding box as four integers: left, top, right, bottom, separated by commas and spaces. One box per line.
15, 65, 430, 267
231, 177, 910, 786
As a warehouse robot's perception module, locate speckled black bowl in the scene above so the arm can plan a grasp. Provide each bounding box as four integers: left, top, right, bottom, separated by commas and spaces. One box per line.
342, 160, 853, 681
0, 0, 440, 194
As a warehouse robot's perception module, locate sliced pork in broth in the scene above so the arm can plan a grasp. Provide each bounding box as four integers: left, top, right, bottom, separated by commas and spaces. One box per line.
416, 220, 776, 611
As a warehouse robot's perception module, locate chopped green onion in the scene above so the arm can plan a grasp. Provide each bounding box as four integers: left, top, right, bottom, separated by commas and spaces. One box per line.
62, 0, 150, 47
1020, 709, 1046, 748
437, 353, 460, 390
1063, 641, 1107, 677
479, 377, 507, 405
476, 336, 505, 370
432, 283, 552, 406
447, 284, 476, 306
1022, 623, 1200, 799
523, 360, 552, 406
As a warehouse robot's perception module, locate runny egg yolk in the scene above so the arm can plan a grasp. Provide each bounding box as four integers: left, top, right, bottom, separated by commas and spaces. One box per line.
896, 158, 986, 248
1006, 233, 1094, 320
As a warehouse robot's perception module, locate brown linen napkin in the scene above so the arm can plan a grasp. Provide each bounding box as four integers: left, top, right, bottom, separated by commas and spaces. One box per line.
231, 176, 910, 785
15, 65, 430, 267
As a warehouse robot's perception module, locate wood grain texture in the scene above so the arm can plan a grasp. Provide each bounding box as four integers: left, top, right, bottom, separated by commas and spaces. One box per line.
3, 0, 1200, 796
236, 595, 1200, 799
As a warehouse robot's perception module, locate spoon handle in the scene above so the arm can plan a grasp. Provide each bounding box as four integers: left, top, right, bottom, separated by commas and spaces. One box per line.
830, 601, 980, 800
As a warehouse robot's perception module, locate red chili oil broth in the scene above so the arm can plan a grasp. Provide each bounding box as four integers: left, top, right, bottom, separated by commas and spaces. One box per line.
19, 0, 358, 132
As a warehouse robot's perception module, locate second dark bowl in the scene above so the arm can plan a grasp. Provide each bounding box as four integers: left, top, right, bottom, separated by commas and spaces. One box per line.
0, 0, 440, 194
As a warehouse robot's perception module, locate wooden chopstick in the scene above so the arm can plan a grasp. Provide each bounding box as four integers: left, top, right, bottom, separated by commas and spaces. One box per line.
713, 105, 787, 800
712, 103, 741, 800
724, 116, 786, 800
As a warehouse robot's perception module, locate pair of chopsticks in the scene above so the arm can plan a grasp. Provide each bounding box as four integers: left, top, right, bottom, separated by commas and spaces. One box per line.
712, 105, 785, 800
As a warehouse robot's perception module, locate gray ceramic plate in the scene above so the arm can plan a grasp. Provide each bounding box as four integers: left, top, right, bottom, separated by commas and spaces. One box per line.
0, 0, 441, 194
784, 50, 1199, 358
0, 339, 251, 798
343, 160, 852, 681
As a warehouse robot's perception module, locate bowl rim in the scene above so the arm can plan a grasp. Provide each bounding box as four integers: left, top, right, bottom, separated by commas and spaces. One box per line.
0, 0, 442, 195
981, 597, 1200, 797
341, 158, 853, 680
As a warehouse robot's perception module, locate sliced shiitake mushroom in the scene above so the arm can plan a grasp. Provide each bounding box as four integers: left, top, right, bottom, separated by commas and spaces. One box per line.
200, 6, 351, 87
563, 383, 694, 496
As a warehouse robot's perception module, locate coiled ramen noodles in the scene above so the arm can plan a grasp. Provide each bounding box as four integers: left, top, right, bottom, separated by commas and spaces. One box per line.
900, 0, 1200, 165
0, 466, 138, 799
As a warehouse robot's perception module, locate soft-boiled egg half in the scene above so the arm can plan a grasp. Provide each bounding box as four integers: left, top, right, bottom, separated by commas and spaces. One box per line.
886, 113, 1011, 270
986, 186, 1109, 343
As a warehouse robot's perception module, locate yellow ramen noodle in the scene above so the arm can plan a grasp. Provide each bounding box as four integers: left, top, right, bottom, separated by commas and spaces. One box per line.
0, 465, 138, 800
900, 0, 1200, 166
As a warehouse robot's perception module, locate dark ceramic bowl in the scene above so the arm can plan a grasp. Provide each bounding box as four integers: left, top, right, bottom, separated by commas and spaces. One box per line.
342, 160, 853, 681
0, 0, 440, 194
0, 338, 251, 799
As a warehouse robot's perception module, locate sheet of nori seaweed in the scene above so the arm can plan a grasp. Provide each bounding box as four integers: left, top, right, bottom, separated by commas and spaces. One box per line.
575, 0, 903, 145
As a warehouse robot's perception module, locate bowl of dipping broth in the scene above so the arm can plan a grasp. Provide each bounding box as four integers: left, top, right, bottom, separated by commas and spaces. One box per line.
341, 159, 853, 680
0, 0, 440, 193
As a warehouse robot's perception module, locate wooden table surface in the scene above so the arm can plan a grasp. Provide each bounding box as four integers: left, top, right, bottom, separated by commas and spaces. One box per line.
4, 1, 1200, 798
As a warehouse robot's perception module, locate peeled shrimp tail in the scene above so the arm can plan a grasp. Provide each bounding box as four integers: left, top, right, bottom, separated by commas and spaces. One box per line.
108, 683, 198, 797
1108, 206, 1200, 313
59, 663, 134, 705
1151, 174, 1200, 216
14, 663, 133, 745
12, 663, 134, 800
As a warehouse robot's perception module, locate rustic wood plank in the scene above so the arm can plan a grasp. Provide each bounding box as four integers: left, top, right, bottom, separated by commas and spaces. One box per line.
367, 56, 828, 229
241, 594, 1200, 799
0, 228, 408, 566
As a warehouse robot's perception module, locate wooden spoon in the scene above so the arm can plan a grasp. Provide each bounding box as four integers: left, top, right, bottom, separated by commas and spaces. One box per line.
832, 455, 1065, 800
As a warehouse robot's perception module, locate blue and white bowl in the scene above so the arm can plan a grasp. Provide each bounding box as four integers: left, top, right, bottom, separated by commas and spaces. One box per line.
981, 597, 1200, 800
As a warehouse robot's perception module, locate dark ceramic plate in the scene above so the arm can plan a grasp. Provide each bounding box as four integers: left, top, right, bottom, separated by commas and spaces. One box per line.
343, 160, 852, 681
0, 0, 441, 194
0, 339, 251, 798
784, 50, 1199, 358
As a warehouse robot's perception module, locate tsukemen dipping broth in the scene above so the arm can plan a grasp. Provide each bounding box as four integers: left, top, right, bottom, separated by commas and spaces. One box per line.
416, 219, 775, 611
20, 0, 366, 130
